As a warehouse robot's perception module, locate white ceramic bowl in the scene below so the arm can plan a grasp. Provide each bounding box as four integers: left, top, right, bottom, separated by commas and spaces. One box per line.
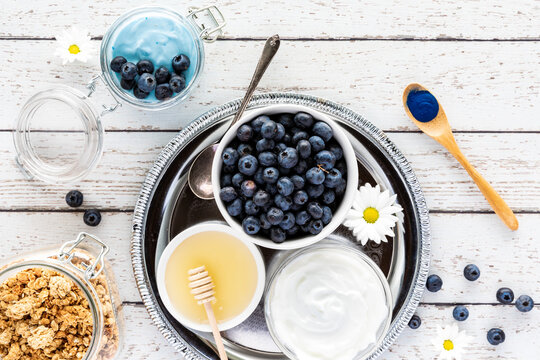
212, 104, 359, 250
156, 222, 266, 332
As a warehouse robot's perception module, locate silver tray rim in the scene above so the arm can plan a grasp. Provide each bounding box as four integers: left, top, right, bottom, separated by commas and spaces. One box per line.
131, 92, 431, 360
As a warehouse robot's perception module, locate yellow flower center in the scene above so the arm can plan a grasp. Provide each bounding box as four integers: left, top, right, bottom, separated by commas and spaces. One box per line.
68, 44, 80, 54
443, 339, 454, 351
363, 207, 379, 223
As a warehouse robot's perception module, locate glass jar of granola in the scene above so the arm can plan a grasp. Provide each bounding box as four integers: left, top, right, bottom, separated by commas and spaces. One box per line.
0, 233, 123, 360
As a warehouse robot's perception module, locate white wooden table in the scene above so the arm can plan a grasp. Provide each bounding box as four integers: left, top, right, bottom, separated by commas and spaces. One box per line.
1, 1, 539, 359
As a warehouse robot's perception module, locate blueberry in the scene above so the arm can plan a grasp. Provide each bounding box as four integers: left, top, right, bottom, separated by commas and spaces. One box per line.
222, 147, 239, 166
322, 190, 335, 205
137, 73, 157, 93
242, 216, 260, 235
137, 59, 154, 75
321, 206, 332, 225
232, 173, 244, 188
133, 85, 149, 99
275, 142, 287, 153
282, 134, 293, 146
223, 164, 236, 173
266, 183, 278, 195
279, 212, 296, 230
296, 140, 311, 159
169, 75, 186, 93
258, 152, 277, 166
238, 155, 258, 176
270, 227, 286, 243
120, 78, 135, 90
65, 190, 83, 207
267, 207, 284, 225
324, 169, 343, 188
121, 62, 137, 80
296, 210, 311, 226
291, 175, 305, 190
335, 179, 347, 195
259, 214, 271, 229
309, 136, 325, 152
408, 314, 421, 329
237, 124, 253, 142
334, 160, 347, 176
219, 186, 237, 202
110, 56, 127, 73
453, 305, 469, 321
496, 287, 514, 304
292, 131, 309, 144
237, 144, 253, 156
251, 115, 269, 132
293, 190, 309, 206
306, 167, 325, 185
277, 177, 294, 196
278, 148, 299, 169
515, 295, 534, 312
308, 219, 323, 234
241, 180, 257, 198
263, 167, 279, 184
155, 66, 171, 84
274, 123, 286, 141
256, 138, 275, 152
312, 121, 333, 142
83, 209, 101, 227
172, 54, 190, 73
253, 190, 272, 207
487, 328, 505, 346
294, 112, 314, 128
253, 168, 265, 185
328, 144, 343, 160
307, 202, 323, 219
260, 120, 278, 139
155, 84, 173, 100
227, 198, 243, 217
277, 114, 294, 128
315, 150, 336, 170
221, 174, 232, 187
426, 274, 443, 292
306, 184, 325, 198
290, 202, 302, 211
244, 200, 259, 215
287, 225, 300, 236
294, 159, 308, 174
274, 194, 293, 211
463, 264, 480, 281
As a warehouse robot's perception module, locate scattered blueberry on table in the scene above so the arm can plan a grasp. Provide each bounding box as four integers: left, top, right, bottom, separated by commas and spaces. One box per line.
218, 112, 347, 243
408, 314, 421, 329
496, 287, 514, 304
487, 328, 505, 346
65, 190, 83, 207
426, 274, 443, 292
83, 209, 102, 227
452, 305, 469, 321
463, 264, 480, 281
515, 295, 534, 312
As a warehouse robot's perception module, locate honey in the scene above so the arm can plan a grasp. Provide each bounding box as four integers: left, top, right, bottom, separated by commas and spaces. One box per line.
163, 230, 259, 325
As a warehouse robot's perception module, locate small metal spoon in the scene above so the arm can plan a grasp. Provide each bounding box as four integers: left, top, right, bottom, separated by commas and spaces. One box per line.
403, 83, 518, 230
188, 34, 281, 200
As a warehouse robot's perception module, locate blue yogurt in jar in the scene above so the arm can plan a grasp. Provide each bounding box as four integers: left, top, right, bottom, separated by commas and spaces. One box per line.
107, 11, 199, 102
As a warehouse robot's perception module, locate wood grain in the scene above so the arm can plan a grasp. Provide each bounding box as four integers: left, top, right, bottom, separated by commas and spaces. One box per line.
1, 0, 539, 40
0, 132, 537, 212
1, 40, 539, 132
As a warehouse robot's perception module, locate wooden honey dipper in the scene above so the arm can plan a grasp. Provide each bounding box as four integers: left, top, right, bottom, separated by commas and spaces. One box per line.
188, 266, 228, 360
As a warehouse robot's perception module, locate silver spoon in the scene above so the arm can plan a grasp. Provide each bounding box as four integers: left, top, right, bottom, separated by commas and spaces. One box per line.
188, 34, 281, 200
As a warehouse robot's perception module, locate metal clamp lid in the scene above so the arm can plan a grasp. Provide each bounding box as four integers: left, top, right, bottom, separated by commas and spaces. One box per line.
187, 6, 226, 43
59, 232, 110, 280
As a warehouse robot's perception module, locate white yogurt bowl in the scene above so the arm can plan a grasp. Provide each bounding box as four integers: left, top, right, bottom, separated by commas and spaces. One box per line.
156, 222, 265, 332
212, 104, 359, 250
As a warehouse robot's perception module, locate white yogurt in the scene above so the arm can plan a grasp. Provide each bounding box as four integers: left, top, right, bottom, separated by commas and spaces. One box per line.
267, 247, 390, 360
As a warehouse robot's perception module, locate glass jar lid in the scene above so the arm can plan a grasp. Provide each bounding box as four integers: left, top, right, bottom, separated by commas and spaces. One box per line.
13, 85, 104, 184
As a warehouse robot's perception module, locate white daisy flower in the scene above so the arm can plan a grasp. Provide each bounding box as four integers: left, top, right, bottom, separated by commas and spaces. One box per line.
343, 183, 402, 245
431, 323, 471, 360
54, 27, 94, 65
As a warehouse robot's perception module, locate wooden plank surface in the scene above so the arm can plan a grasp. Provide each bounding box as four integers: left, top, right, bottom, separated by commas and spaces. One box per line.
1, 132, 538, 212
1, 40, 539, 132
1, 0, 539, 40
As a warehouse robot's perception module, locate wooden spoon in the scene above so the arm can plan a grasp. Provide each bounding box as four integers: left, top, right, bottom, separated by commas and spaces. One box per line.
188, 266, 228, 360
403, 83, 518, 231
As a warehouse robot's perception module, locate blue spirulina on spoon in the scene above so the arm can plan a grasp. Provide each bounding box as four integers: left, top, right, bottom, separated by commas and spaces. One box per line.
405, 90, 439, 123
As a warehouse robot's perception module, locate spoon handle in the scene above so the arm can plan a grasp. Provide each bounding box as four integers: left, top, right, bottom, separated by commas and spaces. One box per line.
230, 34, 281, 126
445, 143, 519, 230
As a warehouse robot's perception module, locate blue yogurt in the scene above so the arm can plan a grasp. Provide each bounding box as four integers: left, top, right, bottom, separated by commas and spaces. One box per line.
107, 11, 199, 102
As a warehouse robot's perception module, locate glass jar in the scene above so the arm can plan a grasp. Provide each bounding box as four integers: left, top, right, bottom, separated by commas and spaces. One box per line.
12, 5, 225, 184
0, 233, 124, 360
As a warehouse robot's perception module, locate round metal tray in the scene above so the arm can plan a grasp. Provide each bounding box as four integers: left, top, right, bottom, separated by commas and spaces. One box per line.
131, 92, 431, 360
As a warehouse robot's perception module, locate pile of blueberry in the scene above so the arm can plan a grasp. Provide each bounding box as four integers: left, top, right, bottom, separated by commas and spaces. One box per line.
218, 112, 347, 243
110, 54, 190, 100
